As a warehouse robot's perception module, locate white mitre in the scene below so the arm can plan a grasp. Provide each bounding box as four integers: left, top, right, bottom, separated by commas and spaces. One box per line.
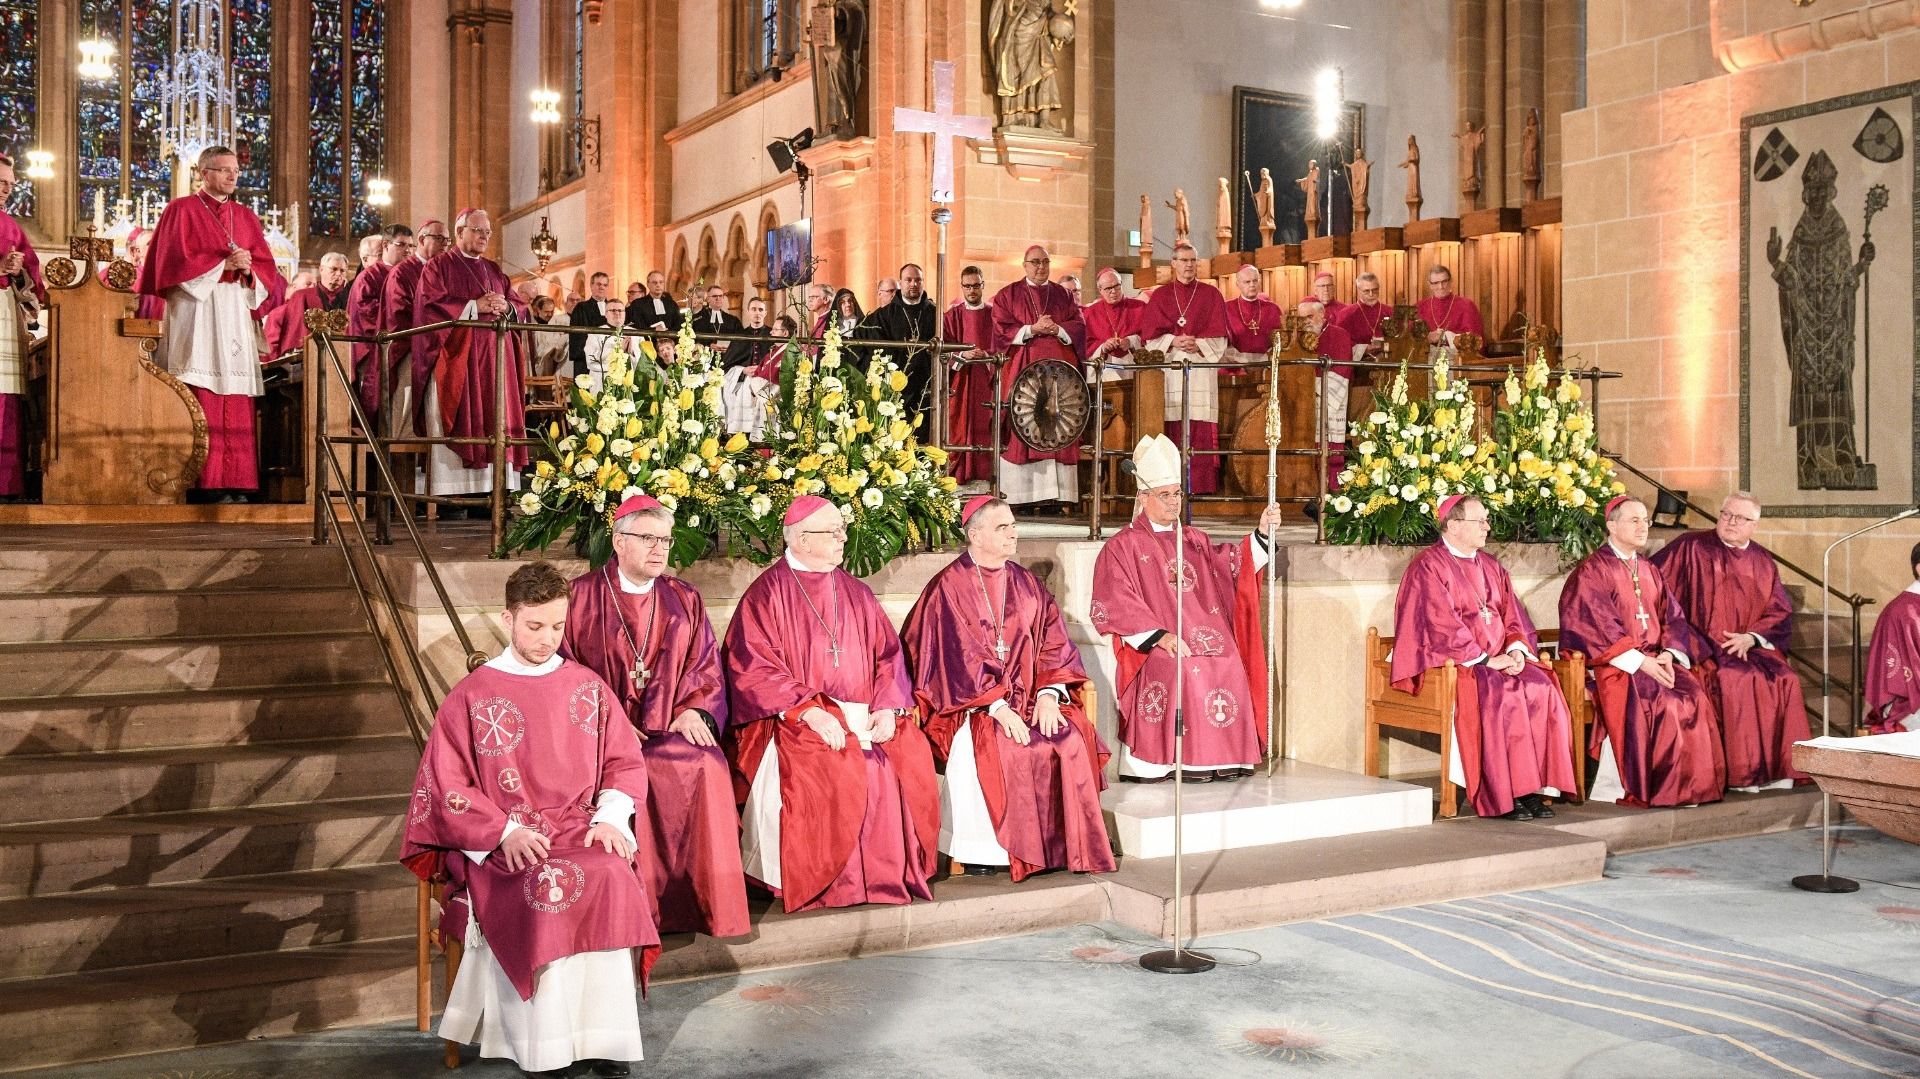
1131, 434, 1181, 489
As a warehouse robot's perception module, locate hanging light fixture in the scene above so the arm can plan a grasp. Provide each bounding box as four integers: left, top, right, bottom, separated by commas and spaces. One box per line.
23, 151, 55, 181
366, 177, 393, 208
78, 36, 117, 82
530, 89, 563, 125
531, 213, 558, 272
157, 0, 237, 170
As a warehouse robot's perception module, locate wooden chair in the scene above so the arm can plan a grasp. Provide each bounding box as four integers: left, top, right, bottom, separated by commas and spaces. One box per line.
949, 681, 1100, 877
1364, 627, 1591, 817
416, 873, 465, 1068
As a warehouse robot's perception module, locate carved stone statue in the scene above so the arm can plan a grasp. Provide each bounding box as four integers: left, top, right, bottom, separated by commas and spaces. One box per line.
1139, 193, 1153, 268
1166, 188, 1190, 245
808, 0, 868, 138
1215, 177, 1233, 255
1522, 107, 1543, 202
988, 0, 1071, 132
1297, 160, 1321, 241
1255, 168, 1276, 247
1401, 135, 1423, 222
1456, 120, 1486, 211
1346, 146, 1372, 232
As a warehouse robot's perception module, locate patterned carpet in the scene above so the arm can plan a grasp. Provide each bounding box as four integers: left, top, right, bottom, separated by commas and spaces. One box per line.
18, 825, 1920, 1079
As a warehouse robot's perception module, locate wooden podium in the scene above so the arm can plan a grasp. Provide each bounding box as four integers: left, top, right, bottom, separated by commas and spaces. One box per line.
38, 241, 203, 504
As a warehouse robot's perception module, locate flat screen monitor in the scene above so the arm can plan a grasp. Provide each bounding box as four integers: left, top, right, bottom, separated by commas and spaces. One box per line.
766, 219, 813, 290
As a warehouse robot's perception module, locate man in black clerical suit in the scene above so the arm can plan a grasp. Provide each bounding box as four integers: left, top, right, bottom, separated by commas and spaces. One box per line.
692, 284, 743, 341
868, 262, 938, 425
567, 271, 616, 375
722, 296, 774, 370
625, 270, 681, 333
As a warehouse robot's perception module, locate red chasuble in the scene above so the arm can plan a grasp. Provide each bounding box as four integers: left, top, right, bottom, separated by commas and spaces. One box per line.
414, 251, 531, 469
1866, 589, 1920, 733
1650, 531, 1810, 787
348, 261, 391, 415
1338, 301, 1392, 349
1558, 548, 1727, 807
721, 560, 939, 912
1225, 296, 1284, 360
989, 280, 1087, 467
1090, 514, 1269, 767
1391, 543, 1576, 816
382, 256, 428, 428
942, 301, 997, 483
1139, 281, 1232, 494
264, 284, 348, 359
1084, 296, 1147, 366
400, 660, 659, 1000
899, 553, 1116, 881
1416, 295, 1486, 339
136, 192, 285, 315
561, 564, 751, 938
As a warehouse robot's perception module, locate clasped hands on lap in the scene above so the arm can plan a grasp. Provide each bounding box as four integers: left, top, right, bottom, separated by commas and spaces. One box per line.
800, 706, 897, 750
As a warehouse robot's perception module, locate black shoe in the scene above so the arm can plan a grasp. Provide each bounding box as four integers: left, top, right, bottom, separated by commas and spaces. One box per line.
522, 1068, 572, 1079
1521, 794, 1555, 819
584, 1061, 632, 1078
1498, 805, 1535, 821
964, 863, 1000, 877
1177, 770, 1215, 784
1119, 774, 1172, 784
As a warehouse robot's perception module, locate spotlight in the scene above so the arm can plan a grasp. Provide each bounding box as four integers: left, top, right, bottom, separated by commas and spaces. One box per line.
1313, 67, 1344, 140
765, 127, 816, 174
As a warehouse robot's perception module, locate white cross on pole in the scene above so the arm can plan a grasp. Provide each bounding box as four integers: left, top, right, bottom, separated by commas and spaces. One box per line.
892, 60, 992, 204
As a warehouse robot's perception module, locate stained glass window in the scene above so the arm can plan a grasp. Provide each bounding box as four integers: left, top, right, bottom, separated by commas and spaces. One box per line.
73, 1, 181, 224
229, 0, 274, 209
76, 0, 129, 222
0, 2, 37, 219
125, 4, 174, 217
310, 0, 387, 238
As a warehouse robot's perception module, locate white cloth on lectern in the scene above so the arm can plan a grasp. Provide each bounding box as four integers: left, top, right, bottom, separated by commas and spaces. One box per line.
160, 263, 267, 396
938, 715, 1010, 865
1143, 333, 1223, 423
439, 915, 643, 1073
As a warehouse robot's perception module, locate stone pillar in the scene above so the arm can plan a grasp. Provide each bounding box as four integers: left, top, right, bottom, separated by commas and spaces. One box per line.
446, 0, 515, 257
1541, 0, 1580, 198
1452, 0, 1486, 217
582, 0, 670, 286
1479, 0, 1505, 209
1502, 0, 1544, 203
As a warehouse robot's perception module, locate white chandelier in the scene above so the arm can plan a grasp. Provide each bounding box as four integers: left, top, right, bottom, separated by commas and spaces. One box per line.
157, 0, 236, 171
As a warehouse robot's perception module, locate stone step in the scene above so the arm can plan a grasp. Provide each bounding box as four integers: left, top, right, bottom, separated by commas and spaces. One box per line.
0, 587, 363, 645
1101, 761, 1432, 858
0, 682, 400, 757
0, 936, 417, 1073
0, 864, 418, 982
0, 545, 347, 596
0, 735, 419, 824
0, 796, 408, 899
0, 632, 386, 699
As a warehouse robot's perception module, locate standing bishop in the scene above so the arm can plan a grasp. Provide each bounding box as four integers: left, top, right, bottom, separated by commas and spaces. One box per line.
381, 220, 450, 436
0, 153, 45, 499
1223, 265, 1284, 373
900, 496, 1116, 879
1866, 542, 1920, 734
1648, 493, 1809, 791
1391, 495, 1577, 820
263, 252, 350, 361
722, 496, 940, 912
562, 496, 752, 939
1091, 436, 1279, 781
1558, 496, 1727, 807
413, 209, 529, 498
348, 224, 413, 417
1138, 243, 1232, 495
1083, 268, 1147, 380
989, 246, 1086, 510
1417, 265, 1486, 348
942, 265, 997, 484
401, 561, 655, 1078
137, 145, 286, 496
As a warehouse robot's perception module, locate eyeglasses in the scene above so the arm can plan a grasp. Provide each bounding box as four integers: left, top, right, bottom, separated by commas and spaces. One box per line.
1457, 516, 1491, 526
615, 531, 672, 549
803, 527, 848, 538
1718, 511, 1758, 525
1025, 257, 1050, 265
420, 233, 449, 242
1143, 489, 1182, 502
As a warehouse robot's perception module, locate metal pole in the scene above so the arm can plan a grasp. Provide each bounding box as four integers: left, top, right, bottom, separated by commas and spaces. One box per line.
1089, 350, 1106, 540
931, 206, 951, 450
990, 355, 1004, 497
312, 326, 330, 546
1264, 331, 1282, 774
491, 317, 510, 552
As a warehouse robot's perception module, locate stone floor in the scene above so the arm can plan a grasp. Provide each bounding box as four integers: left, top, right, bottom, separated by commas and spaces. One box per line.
19, 824, 1920, 1079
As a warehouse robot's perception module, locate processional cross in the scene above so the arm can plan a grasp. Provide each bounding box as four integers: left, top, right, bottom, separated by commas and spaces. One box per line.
892, 60, 993, 204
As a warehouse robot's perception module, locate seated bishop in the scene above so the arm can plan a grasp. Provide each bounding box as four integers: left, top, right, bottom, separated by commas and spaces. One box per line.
401, 562, 655, 1079
561, 495, 751, 940
1865, 542, 1920, 734
1391, 495, 1576, 821
1648, 492, 1809, 791
900, 496, 1116, 879
722, 496, 940, 912
1090, 435, 1279, 782
1558, 496, 1727, 807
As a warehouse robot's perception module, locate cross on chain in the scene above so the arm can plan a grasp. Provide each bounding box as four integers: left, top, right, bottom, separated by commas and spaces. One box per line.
1478, 604, 1494, 625
826, 638, 844, 668
892, 60, 993, 204
1634, 606, 1651, 631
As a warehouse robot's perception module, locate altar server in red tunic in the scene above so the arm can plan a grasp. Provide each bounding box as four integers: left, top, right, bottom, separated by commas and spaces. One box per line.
1866, 542, 1920, 734
401, 562, 655, 1078
137, 146, 286, 495
1649, 492, 1809, 791
1392, 495, 1576, 820
1090, 435, 1279, 781
722, 496, 939, 912
901, 496, 1115, 879
1558, 496, 1727, 807
990, 246, 1086, 508
562, 496, 751, 939
413, 208, 529, 496
1138, 244, 1232, 494
1416, 264, 1485, 347
943, 265, 997, 484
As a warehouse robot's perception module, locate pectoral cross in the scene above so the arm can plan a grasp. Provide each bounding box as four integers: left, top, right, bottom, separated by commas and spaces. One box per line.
1634, 606, 1650, 631
826, 638, 844, 668
630, 658, 651, 691
994, 637, 1009, 662
1478, 604, 1494, 625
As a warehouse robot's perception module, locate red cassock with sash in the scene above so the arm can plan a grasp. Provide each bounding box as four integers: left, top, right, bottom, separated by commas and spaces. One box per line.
347, 261, 390, 415
1390, 542, 1576, 817
1138, 280, 1232, 495
1416, 295, 1486, 340
414, 250, 531, 470
1650, 530, 1809, 787
943, 301, 996, 483
721, 559, 939, 912
1558, 547, 1727, 807
400, 661, 659, 1000
989, 280, 1087, 469
1090, 514, 1269, 768
1866, 587, 1920, 734
900, 552, 1116, 881
382, 256, 428, 431
561, 563, 751, 938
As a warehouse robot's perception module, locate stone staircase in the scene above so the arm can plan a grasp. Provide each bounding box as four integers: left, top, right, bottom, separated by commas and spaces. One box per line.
0, 541, 420, 1073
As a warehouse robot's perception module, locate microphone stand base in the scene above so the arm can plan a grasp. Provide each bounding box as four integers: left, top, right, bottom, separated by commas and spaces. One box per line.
1139, 948, 1217, 975
1791, 874, 1860, 893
